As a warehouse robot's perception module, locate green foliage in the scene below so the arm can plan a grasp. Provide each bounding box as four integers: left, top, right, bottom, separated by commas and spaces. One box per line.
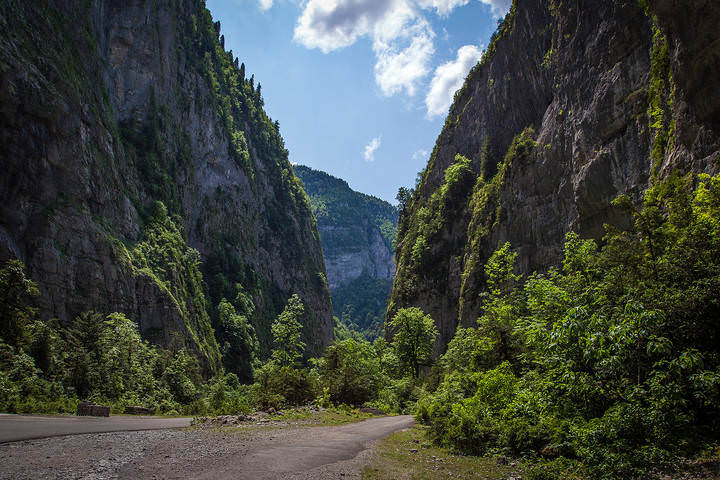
252, 362, 316, 409
216, 296, 258, 382
271, 294, 306, 367
294, 165, 398, 252
293, 165, 397, 341
387, 307, 439, 378
247, 294, 316, 409
477, 242, 525, 367
0, 260, 40, 347
418, 173, 720, 478
647, 21, 676, 175
129, 202, 221, 374
314, 338, 383, 406
332, 276, 393, 340
0, 261, 261, 416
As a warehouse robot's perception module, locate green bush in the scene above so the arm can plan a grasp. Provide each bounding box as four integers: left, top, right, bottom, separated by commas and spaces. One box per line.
416, 173, 720, 478
252, 362, 316, 409
315, 338, 383, 406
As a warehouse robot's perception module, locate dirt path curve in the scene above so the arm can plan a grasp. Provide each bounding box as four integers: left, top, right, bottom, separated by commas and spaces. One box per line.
0, 415, 415, 479
0, 413, 192, 443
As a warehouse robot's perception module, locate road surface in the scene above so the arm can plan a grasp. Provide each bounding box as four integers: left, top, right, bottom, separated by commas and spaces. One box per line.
0, 414, 415, 479
0, 414, 192, 443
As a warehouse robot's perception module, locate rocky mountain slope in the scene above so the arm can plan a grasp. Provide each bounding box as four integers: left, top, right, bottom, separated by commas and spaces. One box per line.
294, 165, 397, 336
0, 0, 333, 373
388, 0, 720, 350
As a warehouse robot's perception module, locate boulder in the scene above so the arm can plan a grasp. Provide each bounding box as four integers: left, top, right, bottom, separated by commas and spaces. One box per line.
77, 401, 110, 417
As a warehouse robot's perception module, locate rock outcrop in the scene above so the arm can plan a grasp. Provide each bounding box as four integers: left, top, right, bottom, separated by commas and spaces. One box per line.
388, 0, 720, 351
294, 166, 396, 290
0, 0, 333, 372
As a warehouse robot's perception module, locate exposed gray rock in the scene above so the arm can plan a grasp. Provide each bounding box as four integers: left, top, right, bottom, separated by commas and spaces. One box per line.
0, 0, 333, 370
389, 0, 720, 352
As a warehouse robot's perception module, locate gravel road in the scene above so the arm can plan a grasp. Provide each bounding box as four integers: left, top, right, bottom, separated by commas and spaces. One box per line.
0, 415, 415, 479
0, 414, 192, 443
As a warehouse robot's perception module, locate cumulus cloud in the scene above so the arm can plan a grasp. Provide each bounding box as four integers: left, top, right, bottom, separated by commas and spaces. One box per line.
373, 19, 434, 96
258, 0, 274, 10
416, 0, 469, 17
294, 0, 434, 96
480, 0, 512, 16
293, 0, 509, 98
425, 44, 483, 118
363, 136, 382, 162
294, 0, 397, 53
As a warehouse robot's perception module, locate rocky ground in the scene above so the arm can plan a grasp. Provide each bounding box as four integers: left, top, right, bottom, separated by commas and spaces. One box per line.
0, 413, 414, 480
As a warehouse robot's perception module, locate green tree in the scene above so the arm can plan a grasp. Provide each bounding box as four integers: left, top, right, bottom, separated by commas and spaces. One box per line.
387, 307, 438, 378
0, 260, 39, 347
477, 242, 523, 366
217, 297, 258, 381
63, 311, 105, 397
271, 294, 306, 367
317, 338, 382, 406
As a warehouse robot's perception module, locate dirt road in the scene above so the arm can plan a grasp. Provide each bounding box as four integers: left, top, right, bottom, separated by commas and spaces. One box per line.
0, 414, 192, 443
0, 414, 414, 479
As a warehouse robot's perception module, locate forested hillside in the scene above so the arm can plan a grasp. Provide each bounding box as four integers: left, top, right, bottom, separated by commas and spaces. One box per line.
384, 0, 720, 477
294, 165, 397, 339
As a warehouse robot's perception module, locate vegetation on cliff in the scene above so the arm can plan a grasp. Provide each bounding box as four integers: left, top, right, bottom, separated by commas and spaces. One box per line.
415, 173, 720, 478
0, 262, 432, 417
1, 0, 331, 383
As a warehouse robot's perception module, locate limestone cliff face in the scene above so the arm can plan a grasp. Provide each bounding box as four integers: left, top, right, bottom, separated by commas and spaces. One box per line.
294, 166, 397, 290
320, 225, 394, 289
0, 0, 333, 370
389, 0, 720, 351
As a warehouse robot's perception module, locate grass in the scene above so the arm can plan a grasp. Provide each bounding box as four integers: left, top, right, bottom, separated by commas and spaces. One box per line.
363, 427, 720, 480
362, 426, 522, 480
269, 406, 376, 426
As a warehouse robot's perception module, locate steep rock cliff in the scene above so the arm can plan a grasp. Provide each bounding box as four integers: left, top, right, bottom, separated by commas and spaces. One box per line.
389, 0, 720, 350
0, 0, 333, 371
294, 165, 397, 335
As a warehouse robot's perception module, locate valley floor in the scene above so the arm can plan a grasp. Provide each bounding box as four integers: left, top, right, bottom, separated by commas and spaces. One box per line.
0, 414, 414, 479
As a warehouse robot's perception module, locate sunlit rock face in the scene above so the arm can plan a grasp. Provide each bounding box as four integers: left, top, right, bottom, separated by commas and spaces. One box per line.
388, 0, 720, 352
0, 0, 333, 370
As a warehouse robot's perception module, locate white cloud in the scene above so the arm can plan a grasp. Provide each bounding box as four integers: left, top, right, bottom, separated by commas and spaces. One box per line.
363, 136, 382, 162
425, 44, 483, 118
294, 0, 434, 96
373, 18, 434, 96
412, 149, 429, 161
293, 0, 510, 98
294, 0, 397, 53
258, 0, 274, 10
417, 0, 468, 17
480, 0, 512, 16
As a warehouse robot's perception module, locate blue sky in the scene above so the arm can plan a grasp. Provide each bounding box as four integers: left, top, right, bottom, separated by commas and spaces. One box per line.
206, 0, 510, 203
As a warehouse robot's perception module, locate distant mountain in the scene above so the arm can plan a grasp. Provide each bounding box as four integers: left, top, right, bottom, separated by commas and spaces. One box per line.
294, 166, 397, 338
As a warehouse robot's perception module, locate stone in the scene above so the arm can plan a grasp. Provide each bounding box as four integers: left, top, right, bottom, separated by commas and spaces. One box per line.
77, 401, 110, 417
